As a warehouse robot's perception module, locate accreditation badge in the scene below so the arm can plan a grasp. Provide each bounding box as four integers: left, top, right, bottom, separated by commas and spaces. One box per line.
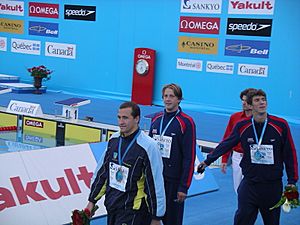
250, 144, 274, 165
109, 162, 129, 192
153, 134, 172, 158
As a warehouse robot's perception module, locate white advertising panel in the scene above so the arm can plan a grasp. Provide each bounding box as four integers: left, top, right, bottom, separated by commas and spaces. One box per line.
0, 36, 7, 51
238, 63, 268, 77
11, 38, 41, 55
0, 0, 24, 16
228, 0, 275, 15
45, 42, 76, 59
180, 0, 222, 14
6, 100, 43, 117
177, 58, 202, 72
0, 144, 106, 225
206, 61, 234, 74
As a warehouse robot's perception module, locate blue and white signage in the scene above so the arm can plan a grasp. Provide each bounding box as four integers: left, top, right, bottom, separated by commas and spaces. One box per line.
29, 21, 58, 37
180, 0, 222, 14
225, 39, 270, 58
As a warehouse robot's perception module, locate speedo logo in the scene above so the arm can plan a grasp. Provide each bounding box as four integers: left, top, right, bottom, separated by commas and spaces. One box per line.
64, 5, 96, 21
227, 18, 272, 37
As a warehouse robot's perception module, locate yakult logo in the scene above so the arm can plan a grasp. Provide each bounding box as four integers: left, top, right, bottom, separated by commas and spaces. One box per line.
29, 2, 59, 18
0, 0, 24, 16
228, 0, 275, 15
179, 16, 220, 34
0, 166, 92, 211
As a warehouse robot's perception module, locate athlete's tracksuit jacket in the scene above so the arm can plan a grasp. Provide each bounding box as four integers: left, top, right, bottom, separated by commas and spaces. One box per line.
88, 129, 165, 220
149, 108, 196, 193
205, 114, 298, 184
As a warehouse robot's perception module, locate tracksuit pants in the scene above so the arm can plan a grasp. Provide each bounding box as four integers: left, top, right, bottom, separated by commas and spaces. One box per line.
234, 179, 282, 225
162, 179, 184, 225
107, 199, 151, 225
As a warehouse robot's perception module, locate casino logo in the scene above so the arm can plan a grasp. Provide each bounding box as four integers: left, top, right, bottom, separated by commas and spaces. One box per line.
178, 36, 218, 54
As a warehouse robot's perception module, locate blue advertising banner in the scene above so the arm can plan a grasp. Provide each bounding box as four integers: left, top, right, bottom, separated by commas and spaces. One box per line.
225, 39, 270, 58
28, 21, 59, 37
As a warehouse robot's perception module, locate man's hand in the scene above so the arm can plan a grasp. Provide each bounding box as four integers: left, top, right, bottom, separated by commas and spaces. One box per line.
85, 202, 95, 218
197, 162, 207, 174
175, 191, 187, 203
150, 219, 162, 225
221, 163, 227, 174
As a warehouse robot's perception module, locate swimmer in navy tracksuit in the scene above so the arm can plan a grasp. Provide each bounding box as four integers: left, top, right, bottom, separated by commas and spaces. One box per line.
149, 83, 196, 225
86, 102, 165, 225
198, 89, 298, 225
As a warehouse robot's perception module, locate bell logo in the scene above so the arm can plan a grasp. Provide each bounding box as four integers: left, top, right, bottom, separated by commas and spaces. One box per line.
0, 166, 93, 211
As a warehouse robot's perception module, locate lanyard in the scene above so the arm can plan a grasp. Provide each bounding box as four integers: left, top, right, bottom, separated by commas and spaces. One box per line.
159, 109, 179, 136
118, 130, 140, 165
252, 117, 268, 147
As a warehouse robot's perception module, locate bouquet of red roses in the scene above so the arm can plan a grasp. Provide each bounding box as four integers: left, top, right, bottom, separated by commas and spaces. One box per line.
270, 185, 300, 213
71, 205, 99, 225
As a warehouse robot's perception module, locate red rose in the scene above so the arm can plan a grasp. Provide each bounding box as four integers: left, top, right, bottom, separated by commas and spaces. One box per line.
71, 210, 84, 225
284, 190, 299, 200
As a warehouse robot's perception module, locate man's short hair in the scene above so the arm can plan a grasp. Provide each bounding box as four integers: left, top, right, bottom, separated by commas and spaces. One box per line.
119, 101, 140, 118
246, 89, 267, 105
162, 83, 183, 100
240, 88, 256, 100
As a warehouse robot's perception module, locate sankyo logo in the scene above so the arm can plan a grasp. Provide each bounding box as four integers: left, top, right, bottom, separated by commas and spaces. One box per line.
227, 18, 272, 37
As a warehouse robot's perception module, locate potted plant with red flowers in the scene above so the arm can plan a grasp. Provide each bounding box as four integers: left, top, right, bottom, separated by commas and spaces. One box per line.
27, 65, 53, 94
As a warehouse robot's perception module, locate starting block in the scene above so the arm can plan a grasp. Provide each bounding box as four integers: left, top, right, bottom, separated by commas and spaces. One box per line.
55, 98, 91, 120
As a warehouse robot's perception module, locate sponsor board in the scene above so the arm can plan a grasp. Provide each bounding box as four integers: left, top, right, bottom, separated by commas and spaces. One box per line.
64, 5, 96, 21
29, 2, 59, 18
176, 58, 203, 71
180, 0, 222, 14
228, 0, 275, 15
178, 36, 218, 54
7, 100, 43, 116
45, 42, 76, 59
227, 18, 272, 36
11, 38, 41, 55
29, 21, 59, 37
206, 61, 234, 74
0, 18, 24, 34
179, 16, 220, 34
225, 39, 270, 58
0, 0, 24, 16
0, 144, 106, 225
238, 63, 268, 77
0, 36, 7, 51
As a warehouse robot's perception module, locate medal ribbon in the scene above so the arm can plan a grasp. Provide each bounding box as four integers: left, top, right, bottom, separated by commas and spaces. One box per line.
118, 130, 141, 165
251, 117, 268, 147
159, 109, 180, 136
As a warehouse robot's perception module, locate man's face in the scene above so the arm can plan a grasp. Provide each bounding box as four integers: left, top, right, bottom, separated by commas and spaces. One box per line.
163, 88, 180, 113
118, 107, 139, 136
250, 95, 267, 114
241, 95, 251, 111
